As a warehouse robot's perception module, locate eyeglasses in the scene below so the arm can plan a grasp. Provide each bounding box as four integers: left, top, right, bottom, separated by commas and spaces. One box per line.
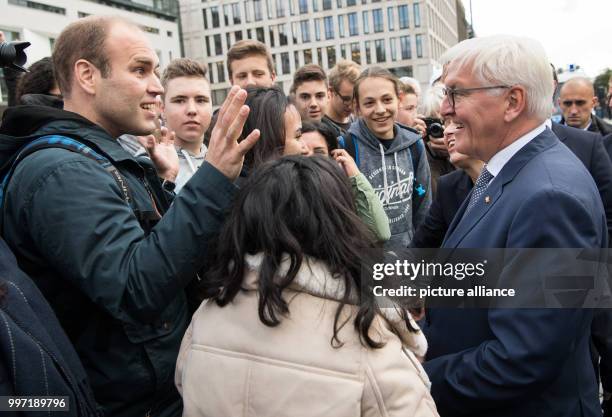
443, 85, 512, 111
333, 87, 353, 104
560, 100, 588, 108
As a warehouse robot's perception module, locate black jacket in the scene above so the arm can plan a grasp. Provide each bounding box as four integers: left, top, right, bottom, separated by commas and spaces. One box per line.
587, 114, 612, 136
410, 169, 472, 248
604, 133, 612, 162
0, 106, 237, 417
0, 237, 101, 417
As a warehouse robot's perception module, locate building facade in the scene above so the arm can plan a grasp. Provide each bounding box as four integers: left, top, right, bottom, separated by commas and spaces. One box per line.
181, 0, 460, 106
0, 0, 181, 104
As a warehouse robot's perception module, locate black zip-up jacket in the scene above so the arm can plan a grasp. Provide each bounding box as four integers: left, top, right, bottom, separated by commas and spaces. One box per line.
0, 106, 237, 417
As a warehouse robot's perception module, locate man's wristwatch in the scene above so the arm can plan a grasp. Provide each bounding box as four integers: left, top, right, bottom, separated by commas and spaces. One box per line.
162, 179, 176, 192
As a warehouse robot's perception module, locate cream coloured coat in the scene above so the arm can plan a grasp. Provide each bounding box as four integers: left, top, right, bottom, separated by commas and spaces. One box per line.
176, 254, 439, 417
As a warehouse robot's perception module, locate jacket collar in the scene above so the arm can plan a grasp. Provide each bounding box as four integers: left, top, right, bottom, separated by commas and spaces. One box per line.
443, 128, 559, 248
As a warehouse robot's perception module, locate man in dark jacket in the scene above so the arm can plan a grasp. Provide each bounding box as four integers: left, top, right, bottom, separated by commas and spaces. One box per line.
0, 16, 259, 417
559, 77, 612, 136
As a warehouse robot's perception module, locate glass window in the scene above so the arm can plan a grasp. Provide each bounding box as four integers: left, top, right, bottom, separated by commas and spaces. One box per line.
269, 27, 275, 47
327, 46, 336, 68
312, 0, 318, 12
416, 34, 423, 57
212, 89, 228, 107
235, 30, 243, 41
245, 0, 252, 22
247, 28, 252, 39
324, 16, 334, 39
211, 6, 220, 27
337, 0, 343, 6
205, 35, 211, 57
202, 9, 208, 29
232, 3, 241, 24
347, 0, 356, 5
299, 0, 308, 13
314, 18, 321, 41
281, 52, 290, 74
348, 12, 358, 36
400, 35, 411, 59
373, 8, 383, 32
338, 14, 345, 37
266, 0, 274, 18
208, 63, 214, 83
317, 48, 323, 65
214, 34, 222, 55
216, 61, 225, 83
276, 0, 286, 17
389, 37, 397, 61
365, 40, 372, 64
279, 23, 288, 45
226, 32, 231, 49
398, 5, 409, 29
362, 10, 370, 34
322, 0, 332, 10
340, 44, 347, 59
304, 49, 313, 64
223, 4, 230, 26
256, 27, 265, 43
375, 39, 385, 62
294, 50, 300, 70
292, 22, 300, 43
351, 42, 361, 64
387, 7, 394, 31
254, 0, 263, 20
301, 20, 311, 42
414, 3, 421, 27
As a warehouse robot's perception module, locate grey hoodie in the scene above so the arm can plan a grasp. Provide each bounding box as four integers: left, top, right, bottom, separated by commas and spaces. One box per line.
175, 145, 207, 193
347, 119, 431, 248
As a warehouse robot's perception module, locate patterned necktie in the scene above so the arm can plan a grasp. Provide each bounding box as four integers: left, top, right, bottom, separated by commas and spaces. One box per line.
465, 166, 494, 214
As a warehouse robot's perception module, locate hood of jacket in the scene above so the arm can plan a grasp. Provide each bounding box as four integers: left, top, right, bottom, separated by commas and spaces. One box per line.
243, 252, 428, 359
347, 119, 431, 248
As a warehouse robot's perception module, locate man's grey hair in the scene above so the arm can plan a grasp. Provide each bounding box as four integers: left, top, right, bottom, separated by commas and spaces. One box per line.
419, 83, 445, 118
440, 35, 553, 120
399, 76, 421, 97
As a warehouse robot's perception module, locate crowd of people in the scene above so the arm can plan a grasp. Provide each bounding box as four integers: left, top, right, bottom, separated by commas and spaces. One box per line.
0, 14, 611, 417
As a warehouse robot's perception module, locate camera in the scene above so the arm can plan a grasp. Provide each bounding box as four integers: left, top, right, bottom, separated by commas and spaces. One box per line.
0, 41, 30, 72
422, 117, 445, 140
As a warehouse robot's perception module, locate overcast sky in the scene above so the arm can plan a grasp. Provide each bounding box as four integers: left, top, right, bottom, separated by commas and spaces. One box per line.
460, 0, 611, 78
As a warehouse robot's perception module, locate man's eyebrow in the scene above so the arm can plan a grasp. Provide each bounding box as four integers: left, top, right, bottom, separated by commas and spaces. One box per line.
170, 94, 187, 100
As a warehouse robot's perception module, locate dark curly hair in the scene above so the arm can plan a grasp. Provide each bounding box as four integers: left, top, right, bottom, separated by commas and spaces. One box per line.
16, 57, 58, 101
202, 156, 407, 349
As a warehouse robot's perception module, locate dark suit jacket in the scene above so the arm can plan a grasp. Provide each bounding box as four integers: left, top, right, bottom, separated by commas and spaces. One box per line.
411, 169, 472, 248
604, 133, 612, 162
588, 115, 612, 136
423, 129, 607, 417
552, 122, 612, 243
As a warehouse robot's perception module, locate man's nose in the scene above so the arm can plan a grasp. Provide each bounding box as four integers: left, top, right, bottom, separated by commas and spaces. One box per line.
245, 74, 257, 87
440, 95, 453, 117
186, 99, 197, 114
149, 74, 164, 96
309, 97, 318, 108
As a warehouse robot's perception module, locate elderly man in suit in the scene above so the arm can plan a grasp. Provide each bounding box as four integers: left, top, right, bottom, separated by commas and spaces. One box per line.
422, 35, 607, 417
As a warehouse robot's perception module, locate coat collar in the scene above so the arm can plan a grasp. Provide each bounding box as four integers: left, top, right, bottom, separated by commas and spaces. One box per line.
243, 253, 429, 359
443, 128, 559, 248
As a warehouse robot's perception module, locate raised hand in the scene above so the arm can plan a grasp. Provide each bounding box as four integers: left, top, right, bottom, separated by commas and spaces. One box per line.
331, 148, 360, 178
205, 86, 260, 180
137, 122, 179, 182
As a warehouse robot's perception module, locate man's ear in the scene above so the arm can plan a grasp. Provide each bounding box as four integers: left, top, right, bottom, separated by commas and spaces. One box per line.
593, 96, 599, 108
73, 59, 99, 95
504, 85, 527, 122
270, 71, 277, 83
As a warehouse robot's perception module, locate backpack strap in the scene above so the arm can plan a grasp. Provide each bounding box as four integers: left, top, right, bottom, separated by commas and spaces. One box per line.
0, 135, 133, 209
338, 133, 360, 167
409, 138, 427, 198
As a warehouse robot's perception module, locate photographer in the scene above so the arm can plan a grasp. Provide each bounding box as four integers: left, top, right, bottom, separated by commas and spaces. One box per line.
419, 84, 455, 197
0, 31, 21, 107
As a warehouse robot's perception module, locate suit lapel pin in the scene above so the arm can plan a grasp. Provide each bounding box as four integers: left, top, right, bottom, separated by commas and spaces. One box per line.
484, 196, 491, 204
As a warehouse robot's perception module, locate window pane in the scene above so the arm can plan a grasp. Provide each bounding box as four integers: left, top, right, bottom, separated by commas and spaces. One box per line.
235, 30, 243, 41
338, 14, 345, 37
269, 26, 275, 47
373, 8, 383, 32
351, 42, 361, 64
214, 34, 222, 55
312, 0, 318, 12
347, 0, 356, 5
327, 45, 336, 68
314, 18, 321, 41
266, 0, 274, 18
362, 10, 369, 34
322, 0, 332, 10
216, 61, 225, 83
208, 63, 214, 83
256, 27, 265, 43
279, 23, 288, 45
211, 6, 220, 27
400, 35, 411, 59
375, 39, 385, 62
254, 0, 262, 20
301, 20, 311, 42
389, 37, 397, 61
292, 22, 300, 43
324, 16, 334, 39
414, 3, 421, 27
365, 40, 371, 64
299, 0, 308, 13
205, 35, 211, 57
340, 43, 347, 59
416, 34, 423, 57
387, 7, 394, 31
317, 48, 323, 65
281, 52, 290, 74
348, 12, 358, 36
294, 50, 300, 70
245, 0, 252, 22
232, 3, 241, 24
276, 0, 286, 17
202, 9, 208, 29
223, 4, 230, 26
398, 5, 409, 29
304, 48, 313, 64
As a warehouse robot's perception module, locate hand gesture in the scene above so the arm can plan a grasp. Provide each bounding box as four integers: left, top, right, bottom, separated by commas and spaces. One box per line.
331, 149, 359, 178
137, 123, 179, 182
205, 86, 260, 180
